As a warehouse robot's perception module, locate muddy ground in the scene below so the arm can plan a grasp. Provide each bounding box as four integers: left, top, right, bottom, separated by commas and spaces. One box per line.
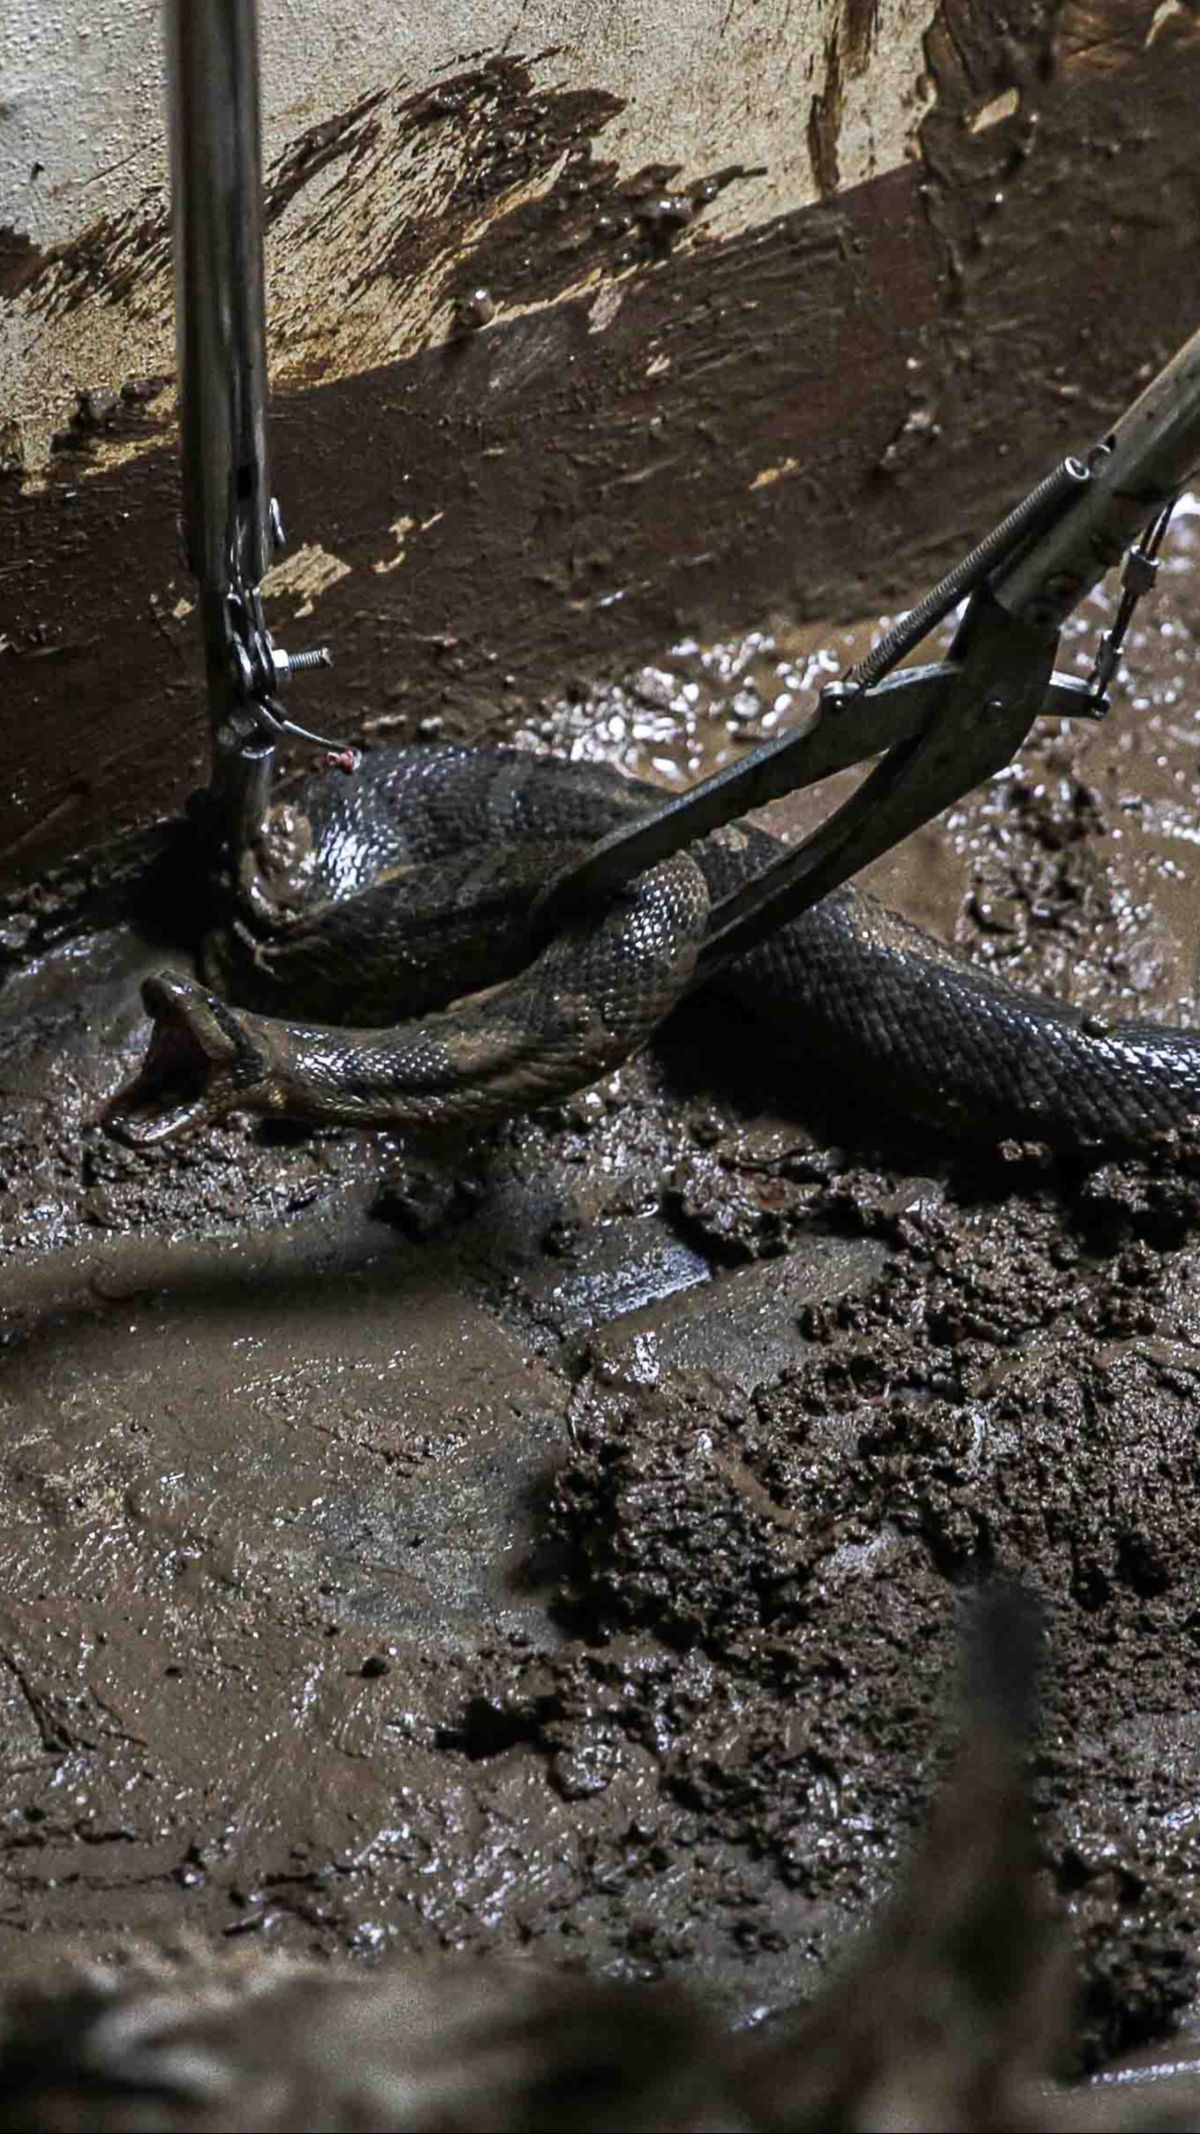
4, 506, 1200, 2086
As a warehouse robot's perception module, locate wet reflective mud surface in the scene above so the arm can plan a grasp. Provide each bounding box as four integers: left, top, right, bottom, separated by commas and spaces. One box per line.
5, 513, 1200, 2091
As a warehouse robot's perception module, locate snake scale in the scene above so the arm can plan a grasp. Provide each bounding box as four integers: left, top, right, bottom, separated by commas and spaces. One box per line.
106, 743, 1200, 1152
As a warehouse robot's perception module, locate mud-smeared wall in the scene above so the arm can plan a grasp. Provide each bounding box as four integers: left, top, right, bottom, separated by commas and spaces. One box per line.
1, 0, 940, 477
1, 0, 1199, 900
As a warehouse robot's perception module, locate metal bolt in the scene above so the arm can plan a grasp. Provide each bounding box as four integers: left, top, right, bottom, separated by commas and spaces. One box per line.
820, 680, 853, 710
271, 644, 332, 682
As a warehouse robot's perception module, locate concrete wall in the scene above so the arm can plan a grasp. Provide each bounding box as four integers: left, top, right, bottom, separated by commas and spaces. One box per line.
2, 0, 938, 477
2, 0, 1200, 909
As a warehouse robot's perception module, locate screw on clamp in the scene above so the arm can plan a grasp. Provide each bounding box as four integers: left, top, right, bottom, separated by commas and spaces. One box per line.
263, 645, 350, 759
223, 593, 351, 763
271, 644, 332, 682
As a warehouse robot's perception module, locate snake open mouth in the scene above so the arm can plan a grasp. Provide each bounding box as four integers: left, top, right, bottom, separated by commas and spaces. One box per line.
103, 974, 261, 1146
97, 746, 1200, 1152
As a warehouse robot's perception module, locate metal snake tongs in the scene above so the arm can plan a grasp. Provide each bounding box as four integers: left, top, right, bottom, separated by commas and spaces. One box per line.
164, 0, 353, 865
532, 329, 1200, 981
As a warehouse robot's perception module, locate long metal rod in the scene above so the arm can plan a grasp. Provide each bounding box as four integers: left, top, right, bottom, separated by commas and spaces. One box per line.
164, 0, 273, 778
165, 0, 273, 597
993, 322, 1200, 629
845, 457, 1089, 694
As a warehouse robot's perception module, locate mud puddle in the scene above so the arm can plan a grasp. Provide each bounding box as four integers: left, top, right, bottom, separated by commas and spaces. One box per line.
3, 506, 1200, 2078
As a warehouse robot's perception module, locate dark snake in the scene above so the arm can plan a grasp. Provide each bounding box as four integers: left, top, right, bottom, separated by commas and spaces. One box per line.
106, 743, 1200, 1153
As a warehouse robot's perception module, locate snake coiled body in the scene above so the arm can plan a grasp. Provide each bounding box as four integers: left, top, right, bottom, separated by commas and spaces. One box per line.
107, 744, 1200, 1152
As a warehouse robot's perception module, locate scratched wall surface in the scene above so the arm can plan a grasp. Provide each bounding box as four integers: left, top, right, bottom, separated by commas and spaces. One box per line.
1, 0, 1199, 902
1, 0, 939, 479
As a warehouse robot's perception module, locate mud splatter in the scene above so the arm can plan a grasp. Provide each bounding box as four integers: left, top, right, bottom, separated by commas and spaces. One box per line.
0, 224, 41, 302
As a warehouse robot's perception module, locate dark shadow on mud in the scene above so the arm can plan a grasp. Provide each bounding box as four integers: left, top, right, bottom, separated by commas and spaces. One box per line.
659, 998, 1200, 1249
0, 1221, 470, 1378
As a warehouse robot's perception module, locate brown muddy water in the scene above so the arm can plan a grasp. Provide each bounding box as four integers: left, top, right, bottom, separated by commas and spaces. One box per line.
5, 504, 1200, 2119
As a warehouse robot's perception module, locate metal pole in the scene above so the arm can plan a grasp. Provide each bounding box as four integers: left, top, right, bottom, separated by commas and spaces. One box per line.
993, 323, 1200, 632
164, 0, 273, 787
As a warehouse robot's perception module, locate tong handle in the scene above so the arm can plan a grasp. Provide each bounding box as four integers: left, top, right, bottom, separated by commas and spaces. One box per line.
693, 594, 1056, 978
529, 662, 949, 941
995, 323, 1200, 631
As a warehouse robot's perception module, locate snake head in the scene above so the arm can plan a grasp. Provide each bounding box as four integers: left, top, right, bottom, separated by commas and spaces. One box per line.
103, 973, 274, 1146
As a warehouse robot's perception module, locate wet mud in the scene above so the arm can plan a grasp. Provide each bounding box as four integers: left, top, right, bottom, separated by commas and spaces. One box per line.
4, 502, 1200, 2106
